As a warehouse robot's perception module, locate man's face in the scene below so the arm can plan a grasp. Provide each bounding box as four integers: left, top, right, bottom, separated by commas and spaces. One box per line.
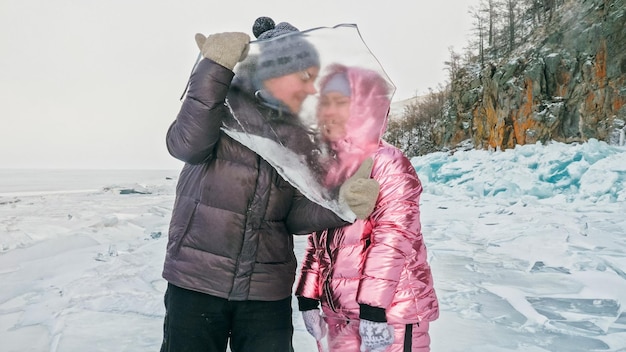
263, 66, 320, 114
318, 91, 351, 142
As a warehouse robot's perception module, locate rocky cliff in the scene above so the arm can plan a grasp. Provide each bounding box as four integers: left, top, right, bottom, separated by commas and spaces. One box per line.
438, 0, 626, 150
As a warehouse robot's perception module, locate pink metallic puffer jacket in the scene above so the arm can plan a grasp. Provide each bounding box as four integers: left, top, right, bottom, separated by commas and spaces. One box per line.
295, 64, 438, 325
296, 143, 439, 324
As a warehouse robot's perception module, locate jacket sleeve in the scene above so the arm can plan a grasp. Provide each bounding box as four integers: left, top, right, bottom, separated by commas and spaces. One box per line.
166, 58, 234, 164
357, 148, 423, 310
285, 189, 347, 235
295, 233, 322, 301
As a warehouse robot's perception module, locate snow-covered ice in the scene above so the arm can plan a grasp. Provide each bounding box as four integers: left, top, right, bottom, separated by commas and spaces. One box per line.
1, 139, 625, 351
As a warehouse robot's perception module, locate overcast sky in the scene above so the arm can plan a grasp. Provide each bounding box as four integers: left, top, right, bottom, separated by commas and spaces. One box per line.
0, 0, 480, 170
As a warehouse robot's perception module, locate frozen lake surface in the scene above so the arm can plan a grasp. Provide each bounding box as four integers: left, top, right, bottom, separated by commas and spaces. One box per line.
1, 140, 626, 351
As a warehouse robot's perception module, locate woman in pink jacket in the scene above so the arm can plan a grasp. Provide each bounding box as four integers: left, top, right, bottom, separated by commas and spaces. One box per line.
296, 64, 439, 352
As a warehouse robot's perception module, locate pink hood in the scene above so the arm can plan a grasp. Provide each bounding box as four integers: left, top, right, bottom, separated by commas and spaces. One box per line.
318, 64, 392, 187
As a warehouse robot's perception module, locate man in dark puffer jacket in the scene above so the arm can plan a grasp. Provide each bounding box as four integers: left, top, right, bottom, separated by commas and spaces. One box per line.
160, 17, 379, 352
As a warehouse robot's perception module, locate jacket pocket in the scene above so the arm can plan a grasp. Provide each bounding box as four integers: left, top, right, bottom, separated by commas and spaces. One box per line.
256, 227, 292, 264
172, 200, 200, 256
266, 173, 294, 220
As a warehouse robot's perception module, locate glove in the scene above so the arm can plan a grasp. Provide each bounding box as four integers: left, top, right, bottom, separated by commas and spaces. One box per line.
301, 309, 327, 341
339, 157, 380, 219
359, 319, 395, 352
194, 32, 250, 71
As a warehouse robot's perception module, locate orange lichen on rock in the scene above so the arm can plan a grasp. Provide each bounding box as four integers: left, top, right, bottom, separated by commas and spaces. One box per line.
512, 78, 539, 145
613, 97, 625, 113
485, 104, 500, 148
610, 64, 626, 114
557, 70, 571, 97
585, 91, 596, 109
472, 107, 485, 147
594, 40, 607, 88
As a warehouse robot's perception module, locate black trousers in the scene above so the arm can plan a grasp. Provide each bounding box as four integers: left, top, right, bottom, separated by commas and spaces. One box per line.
160, 283, 294, 352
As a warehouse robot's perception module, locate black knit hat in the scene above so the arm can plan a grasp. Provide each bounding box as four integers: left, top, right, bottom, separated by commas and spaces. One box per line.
252, 16, 320, 82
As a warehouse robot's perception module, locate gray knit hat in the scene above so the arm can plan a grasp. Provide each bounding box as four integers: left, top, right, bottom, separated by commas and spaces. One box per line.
252, 17, 320, 82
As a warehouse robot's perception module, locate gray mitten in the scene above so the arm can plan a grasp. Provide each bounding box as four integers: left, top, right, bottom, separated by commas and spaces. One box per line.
301, 309, 327, 341
359, 319, 395, 352
194, 32, 250, 71
339, 157, 380, 220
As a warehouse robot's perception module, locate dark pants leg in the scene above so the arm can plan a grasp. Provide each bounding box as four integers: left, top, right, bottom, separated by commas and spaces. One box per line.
160, 283, 230, 352
404, 323, 413, 352
160, 283, 294, 352
229, 296, 293, 352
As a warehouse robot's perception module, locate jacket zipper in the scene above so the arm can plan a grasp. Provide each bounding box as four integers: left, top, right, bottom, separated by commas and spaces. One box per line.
323, 231, 338, 313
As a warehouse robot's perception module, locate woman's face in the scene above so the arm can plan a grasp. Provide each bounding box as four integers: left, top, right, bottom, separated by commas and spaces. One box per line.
318, 91, 351, 142
263, 66, 320, 114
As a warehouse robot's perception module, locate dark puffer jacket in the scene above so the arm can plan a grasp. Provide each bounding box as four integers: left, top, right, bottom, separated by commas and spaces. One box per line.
162, 58, 344, 301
